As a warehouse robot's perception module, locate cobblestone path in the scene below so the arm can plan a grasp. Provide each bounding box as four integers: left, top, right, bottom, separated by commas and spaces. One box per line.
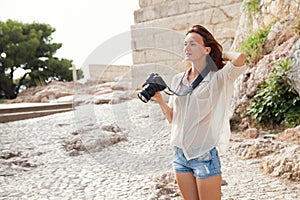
1, 100, 299, 199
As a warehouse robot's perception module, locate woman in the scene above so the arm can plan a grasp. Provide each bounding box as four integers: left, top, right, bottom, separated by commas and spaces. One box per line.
154, 25, 247, 200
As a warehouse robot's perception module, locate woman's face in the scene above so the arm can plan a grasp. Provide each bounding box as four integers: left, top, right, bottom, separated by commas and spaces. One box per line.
183, 32, 211, 62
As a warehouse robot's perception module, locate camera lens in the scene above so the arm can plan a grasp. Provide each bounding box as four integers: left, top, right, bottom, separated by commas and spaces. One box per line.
137, 92, 149, 103
137, 73, 167, 103
138, 84, 153, 103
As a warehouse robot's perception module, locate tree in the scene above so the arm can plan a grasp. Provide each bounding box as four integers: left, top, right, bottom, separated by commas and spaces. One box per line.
0, 20, 74, 99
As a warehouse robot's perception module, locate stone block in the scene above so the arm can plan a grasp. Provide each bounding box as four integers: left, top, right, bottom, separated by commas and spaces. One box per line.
132, 0, 243, 68
134, 8, 157, 23
132, 27, 185, 58
131, 61, 182, 89
132, 10, 212, 32
222, 3, 243, 19
210, 7, 232, 24
154, 30, 185, 49
135, 0, 189, 23
244, 128, 259, 139
203, 8, 214, 25
139, 0, 168, 8
189, 0, 214, 12
218, 38, 234, 51
152, 0, 169, 5
132, 34, 155, 50
131, 64, 158, 88
215, 0, 242, 7
132, 50, 146, 64
89, 65, 131, 82
213, 20, 240, 39
163, 0, 189, 18
133, 49, 182, 64
131, 26, 165, 38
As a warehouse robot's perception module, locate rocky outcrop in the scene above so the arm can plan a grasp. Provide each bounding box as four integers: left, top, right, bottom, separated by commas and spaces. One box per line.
231, 0, 300, 50
231, 138, 286, 160
63, 122, 127, 157
231, 14, 300, 124
6, 80, 136, 105
262, 146, 300, 182
231, 125, 300, 182
230, 0, 300, 122
276, 125, 300, 145
230, 0, 300, 118
289, 38, 300, 95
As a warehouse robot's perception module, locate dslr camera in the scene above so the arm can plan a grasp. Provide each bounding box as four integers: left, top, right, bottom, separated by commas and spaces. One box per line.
138, 73, 167, 103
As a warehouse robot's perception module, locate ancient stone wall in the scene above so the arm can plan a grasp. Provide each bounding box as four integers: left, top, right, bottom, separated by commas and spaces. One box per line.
89, 65, 131, 82
131, 0, 243, 78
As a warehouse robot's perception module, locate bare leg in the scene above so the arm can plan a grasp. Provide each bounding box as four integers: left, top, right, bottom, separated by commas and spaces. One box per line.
175, 172, 199, 200
196, 174, 222, 200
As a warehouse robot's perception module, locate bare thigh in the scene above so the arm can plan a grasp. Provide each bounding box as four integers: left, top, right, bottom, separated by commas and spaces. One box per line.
175, 172, 199, 200
196, 174, 222, 200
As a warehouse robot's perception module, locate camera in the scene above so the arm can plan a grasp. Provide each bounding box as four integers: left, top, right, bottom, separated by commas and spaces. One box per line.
138, 73, 167, 103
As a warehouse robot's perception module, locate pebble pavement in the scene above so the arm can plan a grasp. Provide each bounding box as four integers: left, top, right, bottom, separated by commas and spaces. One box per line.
0, 99, 299, 200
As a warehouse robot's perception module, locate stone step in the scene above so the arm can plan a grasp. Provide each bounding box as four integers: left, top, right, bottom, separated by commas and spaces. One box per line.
0, 108, 73, 123
0, 103, 74, 123
0, 102, 73, 114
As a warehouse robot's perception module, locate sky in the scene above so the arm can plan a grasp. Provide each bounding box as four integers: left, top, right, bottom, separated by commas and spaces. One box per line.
0, 0, 140, 78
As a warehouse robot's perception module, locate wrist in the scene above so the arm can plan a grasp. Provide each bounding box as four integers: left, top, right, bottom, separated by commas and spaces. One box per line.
222, 51, 231, 61
155, 98, 164, 104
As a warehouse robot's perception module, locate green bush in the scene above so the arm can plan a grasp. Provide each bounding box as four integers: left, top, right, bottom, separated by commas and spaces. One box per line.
245, 59, 300, 128
238, 28, 270, 66
244, 0, 261, 15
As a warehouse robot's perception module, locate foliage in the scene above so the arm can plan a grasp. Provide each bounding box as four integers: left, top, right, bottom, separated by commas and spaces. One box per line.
238, 28, 270, 66
0, 19, 74, 99
245, 59, 300, 129
244, 0, 261, 15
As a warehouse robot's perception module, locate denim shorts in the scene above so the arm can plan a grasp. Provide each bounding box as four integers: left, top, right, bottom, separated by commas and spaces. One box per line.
173, 147, 222, 179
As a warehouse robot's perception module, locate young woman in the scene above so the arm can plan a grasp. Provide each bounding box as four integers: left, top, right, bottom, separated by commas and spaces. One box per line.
154, 25, 247, 200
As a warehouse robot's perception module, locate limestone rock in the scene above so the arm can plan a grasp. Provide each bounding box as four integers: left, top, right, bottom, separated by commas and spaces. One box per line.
262, 146, 300, 181
231, 35, 299, 122
276, 125, 300, 145
244, 128, 259, 139
63, 123, 127, 156
289, 38, 300, 95
231, 138, 286, 159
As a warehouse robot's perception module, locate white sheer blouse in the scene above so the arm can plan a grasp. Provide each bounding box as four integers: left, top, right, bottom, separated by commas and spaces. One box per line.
168, 62, 247, 160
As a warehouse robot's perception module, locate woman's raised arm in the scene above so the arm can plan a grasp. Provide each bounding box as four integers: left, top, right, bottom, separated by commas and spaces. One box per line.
222, 51, 247, 67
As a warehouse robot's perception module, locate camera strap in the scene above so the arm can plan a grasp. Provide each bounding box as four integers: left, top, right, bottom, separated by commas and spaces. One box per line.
165, 66, 210, 96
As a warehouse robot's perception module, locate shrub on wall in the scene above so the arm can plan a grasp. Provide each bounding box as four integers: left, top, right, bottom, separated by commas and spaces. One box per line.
245, 58, 300, 129
244, 0, 261, 15
238, 28, 270, 66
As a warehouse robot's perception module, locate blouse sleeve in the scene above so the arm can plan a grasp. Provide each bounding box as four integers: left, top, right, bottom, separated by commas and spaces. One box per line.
218, 62, 247, 83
